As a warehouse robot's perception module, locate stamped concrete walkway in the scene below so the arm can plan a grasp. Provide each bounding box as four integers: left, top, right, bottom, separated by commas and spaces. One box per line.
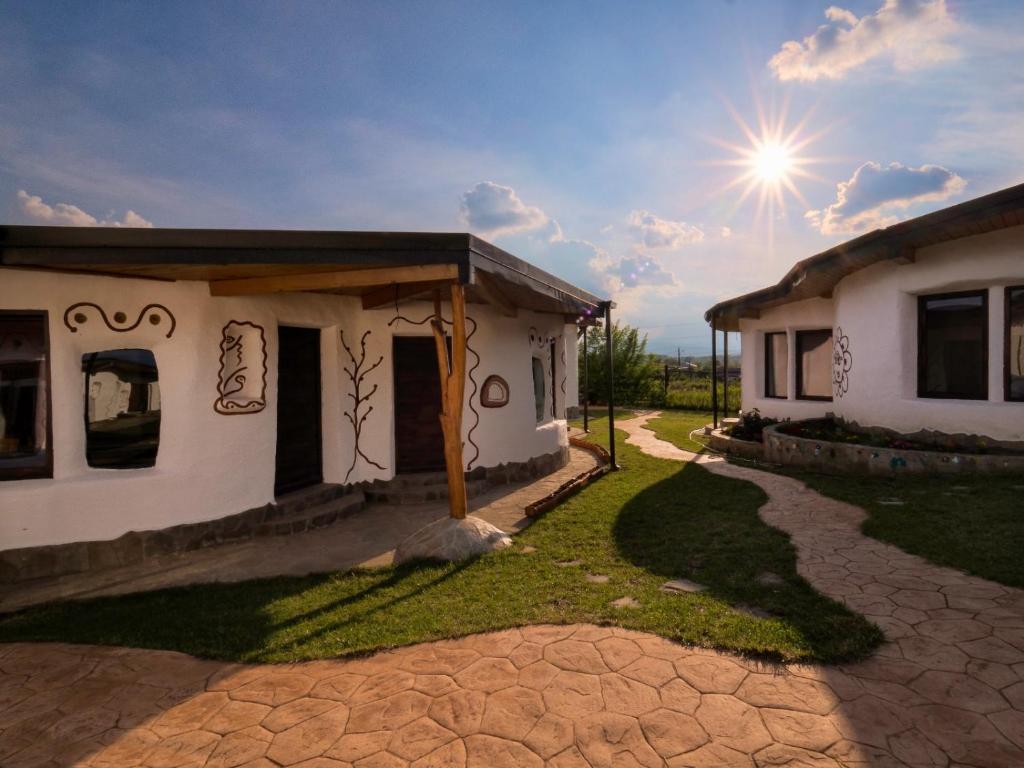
0, 446, 599, 614
3, 416, 1024, 766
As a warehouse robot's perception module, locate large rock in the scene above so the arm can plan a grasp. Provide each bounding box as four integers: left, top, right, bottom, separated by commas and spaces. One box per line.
394, 516, 513, 564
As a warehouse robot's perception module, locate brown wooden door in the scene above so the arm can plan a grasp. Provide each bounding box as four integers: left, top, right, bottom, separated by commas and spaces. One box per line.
393, 336, 445, 474
275, 326, 323, 495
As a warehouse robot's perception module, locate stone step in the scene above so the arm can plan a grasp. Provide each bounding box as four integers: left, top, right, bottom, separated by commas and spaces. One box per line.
365, 476, 489, 505
256, 489, 366, 537
268, 483, 351, 520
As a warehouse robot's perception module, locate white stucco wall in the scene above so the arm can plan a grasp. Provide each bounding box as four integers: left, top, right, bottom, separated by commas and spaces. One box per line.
833, 226, 1023, 442
738, 297, 836, 421
737, 225, 1024, 442
0, 268, 570, 549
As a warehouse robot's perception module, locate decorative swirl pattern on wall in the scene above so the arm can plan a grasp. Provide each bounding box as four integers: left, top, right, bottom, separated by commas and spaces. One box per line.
832, 327, 853, 398
63, 302, 176, 338
214, 321, 267, 415
389, 303, 482, 470
528, 326, 556, 351
341, 329, 387, 482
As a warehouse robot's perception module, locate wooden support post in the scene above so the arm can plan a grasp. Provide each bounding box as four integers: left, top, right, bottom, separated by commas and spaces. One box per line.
430, 285, 469, 520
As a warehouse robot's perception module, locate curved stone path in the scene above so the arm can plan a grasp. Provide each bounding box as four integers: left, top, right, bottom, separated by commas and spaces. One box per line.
2, 415, 1024, 766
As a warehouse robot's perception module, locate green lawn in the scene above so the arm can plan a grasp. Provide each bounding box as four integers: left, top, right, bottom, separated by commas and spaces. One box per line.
0, 416, 881, 664
646, 410, 1024, 590
776, 472, 1024, 589
571, 409, 709, 454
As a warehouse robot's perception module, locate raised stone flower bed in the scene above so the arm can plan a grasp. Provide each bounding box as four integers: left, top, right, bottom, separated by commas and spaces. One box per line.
706, 429, 765, 461
763, 422, 1024, 476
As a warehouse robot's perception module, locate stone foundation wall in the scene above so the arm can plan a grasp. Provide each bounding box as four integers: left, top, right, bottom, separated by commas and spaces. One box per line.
0, 447, 571, 585
471, 445, 571, 488
763, 424, 1024, 476
707, 430, 764, 460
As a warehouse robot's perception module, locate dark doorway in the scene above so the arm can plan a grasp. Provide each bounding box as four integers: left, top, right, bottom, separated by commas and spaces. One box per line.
275, 326, 323, 496
394, 336, 445, 474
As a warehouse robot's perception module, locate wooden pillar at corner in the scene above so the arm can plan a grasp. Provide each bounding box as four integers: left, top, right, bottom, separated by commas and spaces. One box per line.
431, 284, 469, 520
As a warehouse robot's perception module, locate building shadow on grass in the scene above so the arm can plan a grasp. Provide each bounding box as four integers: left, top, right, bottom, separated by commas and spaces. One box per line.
611, 459, 883, 663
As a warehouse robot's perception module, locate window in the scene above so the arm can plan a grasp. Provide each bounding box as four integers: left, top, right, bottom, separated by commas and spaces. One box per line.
796, 329, 833, 401
918, 291, 988, 400
1008, 286, 1024, 402
0, 312, 51, 480
83, 349, 161, 469
532, 356, 545, 422
764, 332, 788, 399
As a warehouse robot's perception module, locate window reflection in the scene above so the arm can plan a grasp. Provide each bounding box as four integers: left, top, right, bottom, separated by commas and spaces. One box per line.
532, 357, 545, 423
83, 349, 161, 469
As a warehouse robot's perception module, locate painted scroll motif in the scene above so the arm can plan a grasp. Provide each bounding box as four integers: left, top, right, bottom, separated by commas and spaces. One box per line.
64, 302, 176, 338
214, 321, 267, 414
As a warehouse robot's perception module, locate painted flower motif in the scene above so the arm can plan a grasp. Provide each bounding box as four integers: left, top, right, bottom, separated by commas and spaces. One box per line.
832, 327, 852, 398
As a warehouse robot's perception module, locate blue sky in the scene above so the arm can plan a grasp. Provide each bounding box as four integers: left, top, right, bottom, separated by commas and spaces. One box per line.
2, 0, 1022, 354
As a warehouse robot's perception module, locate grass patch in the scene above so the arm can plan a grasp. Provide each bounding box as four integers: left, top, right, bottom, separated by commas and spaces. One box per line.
0, 422, 881, 664
644, 410, 710, 453
774, 471, 1024, 589
647, 411, 1024, 590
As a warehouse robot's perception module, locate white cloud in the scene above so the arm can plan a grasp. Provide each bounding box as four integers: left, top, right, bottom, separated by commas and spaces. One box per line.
769, 0, 958, 82
459, 181, 558, 239
805, 161, 966, 235
17, 190, 153, 227
605, 253, 677, 290
627, 210, 704, 249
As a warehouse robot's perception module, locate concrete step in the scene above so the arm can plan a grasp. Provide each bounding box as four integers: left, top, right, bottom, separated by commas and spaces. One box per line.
365, 474, 489, 505
269, 483, 351, 520
257, 489, 366, 537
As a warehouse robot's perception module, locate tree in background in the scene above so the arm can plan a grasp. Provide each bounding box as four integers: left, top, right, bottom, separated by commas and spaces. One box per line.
579, 322, 661, 405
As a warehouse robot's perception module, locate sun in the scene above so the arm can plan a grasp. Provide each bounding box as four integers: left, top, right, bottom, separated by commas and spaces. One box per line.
752, 141, 793, 183
707, 95, 831, 232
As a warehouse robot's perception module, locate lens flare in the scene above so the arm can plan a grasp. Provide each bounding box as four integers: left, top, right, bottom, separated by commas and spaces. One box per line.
706, 94, 832, 238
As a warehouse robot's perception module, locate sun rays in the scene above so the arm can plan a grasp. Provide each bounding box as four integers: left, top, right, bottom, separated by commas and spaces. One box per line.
707, 94, 833, 237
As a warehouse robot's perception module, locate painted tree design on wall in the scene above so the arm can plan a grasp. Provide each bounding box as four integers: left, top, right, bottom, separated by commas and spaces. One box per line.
832, 327, 853, 398
341, 329, 386, 482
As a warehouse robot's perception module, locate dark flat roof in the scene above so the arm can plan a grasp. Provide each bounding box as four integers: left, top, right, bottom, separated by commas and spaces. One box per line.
705, 181, 1024, 331
0, 226, 608, 316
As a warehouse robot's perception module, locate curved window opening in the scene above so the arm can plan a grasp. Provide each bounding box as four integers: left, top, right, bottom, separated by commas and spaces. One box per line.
532, 356, 545, 423
83, 349, 161, 469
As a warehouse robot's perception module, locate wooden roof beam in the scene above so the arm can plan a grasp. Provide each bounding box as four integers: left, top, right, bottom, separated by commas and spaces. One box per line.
472, 268, 518, 317
360, 280, 454, 310
208, 264, 460, 296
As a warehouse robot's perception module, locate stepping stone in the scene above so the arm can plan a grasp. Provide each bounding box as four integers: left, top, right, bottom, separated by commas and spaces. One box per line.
520, 546, 537, 554
878, 498, 905, 506
660, 579, 706, 594
585, 574, 609, 584
556, 560, 583, 568
757, 572, 785, 587
610, 596, 640, 609
735, 603, 774, 619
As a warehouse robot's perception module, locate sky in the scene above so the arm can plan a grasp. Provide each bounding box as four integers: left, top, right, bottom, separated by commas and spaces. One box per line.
2, 0, 1022, 354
